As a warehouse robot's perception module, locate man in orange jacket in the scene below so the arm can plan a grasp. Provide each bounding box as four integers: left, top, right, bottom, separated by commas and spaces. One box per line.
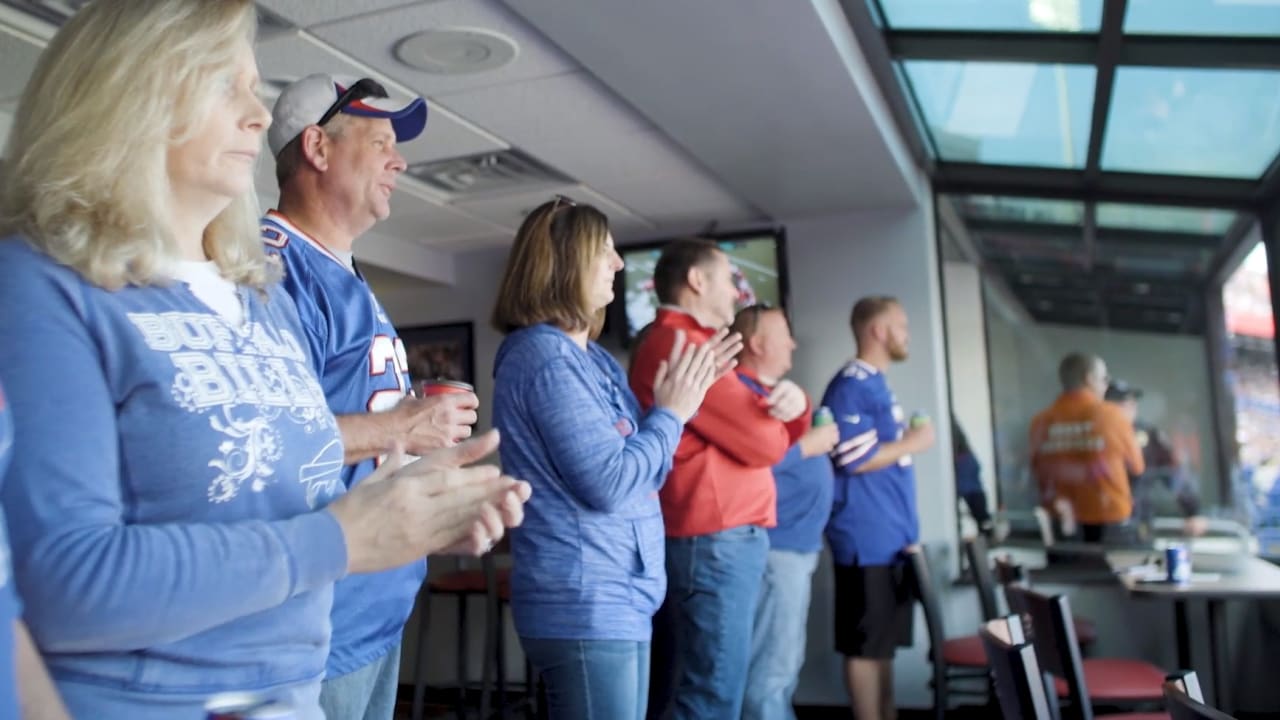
630, 238, 809, 720
1030, 353, 1144, 543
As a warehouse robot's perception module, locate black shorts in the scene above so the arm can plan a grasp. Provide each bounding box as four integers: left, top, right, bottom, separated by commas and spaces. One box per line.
833, 560, 915, 659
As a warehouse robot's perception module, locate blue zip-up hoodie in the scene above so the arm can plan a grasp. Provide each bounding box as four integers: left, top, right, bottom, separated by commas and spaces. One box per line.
0, 381, 19, 719
492, 325, 683, 641
0, 239, 347, 720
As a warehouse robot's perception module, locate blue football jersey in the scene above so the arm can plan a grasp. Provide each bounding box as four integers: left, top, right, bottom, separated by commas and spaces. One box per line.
822, 359, 919, 566
262, 210, 410, 483
262, 210, 424, 677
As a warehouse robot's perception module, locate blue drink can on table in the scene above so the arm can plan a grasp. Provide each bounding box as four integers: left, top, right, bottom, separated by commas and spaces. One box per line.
1166, 543, 1191, 584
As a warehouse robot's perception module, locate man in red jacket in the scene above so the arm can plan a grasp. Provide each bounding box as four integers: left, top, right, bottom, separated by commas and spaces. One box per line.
630, 238, 810, 720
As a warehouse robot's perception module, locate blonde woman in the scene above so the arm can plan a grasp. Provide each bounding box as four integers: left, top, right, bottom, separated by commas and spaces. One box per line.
0, 2, 528, 718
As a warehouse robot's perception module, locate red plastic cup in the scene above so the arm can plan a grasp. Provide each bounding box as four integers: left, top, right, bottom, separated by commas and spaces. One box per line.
420, 379, 475, 397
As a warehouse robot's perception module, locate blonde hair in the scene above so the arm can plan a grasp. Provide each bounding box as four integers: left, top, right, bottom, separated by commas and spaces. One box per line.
491, 199, 611, 339
0, 0, 273, 290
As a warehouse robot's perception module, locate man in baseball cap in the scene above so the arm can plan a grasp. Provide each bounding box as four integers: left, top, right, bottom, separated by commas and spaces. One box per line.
1105, 379, 1207, 539
1103, 379, 1143, 405
261, 75, 481, 720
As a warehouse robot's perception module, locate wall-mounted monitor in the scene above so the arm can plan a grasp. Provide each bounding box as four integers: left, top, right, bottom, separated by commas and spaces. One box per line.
614, 228, 789, 341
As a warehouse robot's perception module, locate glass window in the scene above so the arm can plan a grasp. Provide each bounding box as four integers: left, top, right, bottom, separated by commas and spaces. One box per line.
877, 0, 1103, 32
939, 189, 1237, 549
1125, 0, 1280, 37
1095, 243, 1215, 276
1096, 203, 1238, 236
903, 60, 1096, 168
1221, 241, 1280, 555
957, 195, 1085, 225
1102, 67, 1280, 179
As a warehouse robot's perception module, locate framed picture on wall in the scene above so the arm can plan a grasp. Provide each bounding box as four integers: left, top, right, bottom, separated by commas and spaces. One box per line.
398, 321, 475, 389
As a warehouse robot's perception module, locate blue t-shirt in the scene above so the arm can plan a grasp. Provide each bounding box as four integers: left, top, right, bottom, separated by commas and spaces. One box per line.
737, 372, 833, 554
823, 359, 919, 567
0, 381, 19, 720
955, 450, 983, 495
0, 238, 347, 719
263, 211, 424, 676
492, 325, 681, 641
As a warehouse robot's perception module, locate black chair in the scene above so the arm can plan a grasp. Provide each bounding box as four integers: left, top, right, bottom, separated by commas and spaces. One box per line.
979, 615, 1169, 720
994, 554, 1098, 649
1006, 585, 1167, 720
906, 546, 990, 720
980, 614, 1058, 720
1164, 671, 1237, 720
963, 535, 1002, 621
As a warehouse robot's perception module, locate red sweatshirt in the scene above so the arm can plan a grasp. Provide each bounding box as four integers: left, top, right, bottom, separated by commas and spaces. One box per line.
629, 308, 810, 537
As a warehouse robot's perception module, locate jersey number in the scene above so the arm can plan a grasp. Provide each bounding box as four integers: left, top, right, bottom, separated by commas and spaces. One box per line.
366, 335, 409, 414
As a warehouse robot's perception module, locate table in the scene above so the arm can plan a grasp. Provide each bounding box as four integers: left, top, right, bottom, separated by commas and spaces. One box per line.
1108, 551, 1280, 712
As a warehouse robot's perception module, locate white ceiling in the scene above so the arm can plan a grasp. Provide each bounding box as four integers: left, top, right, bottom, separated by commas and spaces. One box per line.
0, 0, 920, 283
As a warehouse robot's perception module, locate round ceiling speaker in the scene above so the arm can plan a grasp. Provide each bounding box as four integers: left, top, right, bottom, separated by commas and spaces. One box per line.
394, 28, 518, 75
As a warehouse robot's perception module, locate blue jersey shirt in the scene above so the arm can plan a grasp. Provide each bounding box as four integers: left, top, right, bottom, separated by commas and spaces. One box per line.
263, 211, 424, 676
0, 238, 347, 719
737, 372, 834, 554
0, 382, 18, 720
823, 359, 919, 567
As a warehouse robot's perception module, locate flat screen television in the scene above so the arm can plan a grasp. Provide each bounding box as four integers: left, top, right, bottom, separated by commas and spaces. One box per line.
613, 228, 789, 342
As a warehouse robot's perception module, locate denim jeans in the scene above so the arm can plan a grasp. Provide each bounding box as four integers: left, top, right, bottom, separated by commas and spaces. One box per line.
742, 549, 820, 720
521, 638, 650, 720
649, 525, 769, 720
318, 643, 401, 720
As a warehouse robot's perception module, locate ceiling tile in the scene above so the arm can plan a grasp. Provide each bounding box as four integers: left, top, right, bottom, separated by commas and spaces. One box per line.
378, 190, 512, 246
256, 0, 417, 28
537, 130, 759, 226
255, 30, 506, 165
309, 0, 577, 97
435, 70, 653, 147
451, 185, 654, 242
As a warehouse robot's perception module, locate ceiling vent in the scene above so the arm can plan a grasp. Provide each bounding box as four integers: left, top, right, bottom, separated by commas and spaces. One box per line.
406, 149, 573, 199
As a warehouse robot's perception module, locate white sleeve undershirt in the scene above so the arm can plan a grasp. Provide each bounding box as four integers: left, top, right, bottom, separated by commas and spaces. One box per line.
172, 260, 243, 327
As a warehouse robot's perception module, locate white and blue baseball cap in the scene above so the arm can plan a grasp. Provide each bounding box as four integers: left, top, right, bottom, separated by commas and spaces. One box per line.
268, 74, 428, 157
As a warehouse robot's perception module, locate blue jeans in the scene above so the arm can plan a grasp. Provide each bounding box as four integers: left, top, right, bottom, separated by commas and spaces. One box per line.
650, 525, 769, 720
742, 550, 820, 720
521, 638, 650, 720
318, 643, 401, 720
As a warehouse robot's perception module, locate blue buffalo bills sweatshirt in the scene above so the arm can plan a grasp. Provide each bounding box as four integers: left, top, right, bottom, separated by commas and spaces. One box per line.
0, 238, 348, 720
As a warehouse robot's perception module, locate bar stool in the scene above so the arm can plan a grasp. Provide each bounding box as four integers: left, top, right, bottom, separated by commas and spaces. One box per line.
409, 546, 537, 720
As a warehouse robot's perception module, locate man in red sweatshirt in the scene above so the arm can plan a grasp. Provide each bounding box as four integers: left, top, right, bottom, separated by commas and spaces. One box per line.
630, 238, 810, 720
